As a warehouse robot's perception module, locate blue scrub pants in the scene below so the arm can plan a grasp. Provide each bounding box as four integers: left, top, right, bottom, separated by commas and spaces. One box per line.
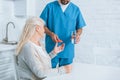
51, 56, 73, 68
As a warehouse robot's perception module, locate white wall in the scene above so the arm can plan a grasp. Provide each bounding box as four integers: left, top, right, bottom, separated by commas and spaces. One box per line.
73, 0, 120, 67
35, 0, 54, 16
0, 0, 36, 42
0, 0, 26, 42
0, 0, 3, 41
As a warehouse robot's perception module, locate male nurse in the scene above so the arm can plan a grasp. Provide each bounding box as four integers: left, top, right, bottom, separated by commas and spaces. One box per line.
40, 0, 86, 73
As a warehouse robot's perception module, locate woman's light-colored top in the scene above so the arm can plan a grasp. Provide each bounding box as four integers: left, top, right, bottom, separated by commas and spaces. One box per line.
17, 41, 64, 80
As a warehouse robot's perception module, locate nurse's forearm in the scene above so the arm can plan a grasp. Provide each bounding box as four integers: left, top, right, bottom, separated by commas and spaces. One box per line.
44, 26, 54, 37
76, 28, 82, 36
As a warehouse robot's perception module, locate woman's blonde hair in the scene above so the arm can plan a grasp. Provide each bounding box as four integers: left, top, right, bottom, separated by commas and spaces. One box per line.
16, 16, 44, 55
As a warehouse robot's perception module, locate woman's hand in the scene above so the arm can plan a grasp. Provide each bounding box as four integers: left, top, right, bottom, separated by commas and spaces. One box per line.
53, 43, 65, 54
75, 34, 80, 44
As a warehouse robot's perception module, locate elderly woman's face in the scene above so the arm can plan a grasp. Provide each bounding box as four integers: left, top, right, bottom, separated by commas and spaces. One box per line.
40, 25, 45, 38
36, 23, 45, 38
60, 0, 70, 5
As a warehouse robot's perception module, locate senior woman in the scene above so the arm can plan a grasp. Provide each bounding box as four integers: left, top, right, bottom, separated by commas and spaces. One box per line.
16, 17, 67, 80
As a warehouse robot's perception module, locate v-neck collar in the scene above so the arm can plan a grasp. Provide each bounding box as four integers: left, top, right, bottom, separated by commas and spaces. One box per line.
56, 1, 71, 14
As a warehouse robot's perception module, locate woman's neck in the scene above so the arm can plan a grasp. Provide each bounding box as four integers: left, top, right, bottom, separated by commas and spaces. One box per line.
30, 34, 41, 46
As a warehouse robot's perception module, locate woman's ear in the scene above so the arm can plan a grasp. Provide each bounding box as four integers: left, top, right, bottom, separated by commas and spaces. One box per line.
36, 26, 40, 32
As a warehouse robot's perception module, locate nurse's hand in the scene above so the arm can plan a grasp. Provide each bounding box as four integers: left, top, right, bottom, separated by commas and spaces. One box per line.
71, 33, 80, 44
53, 43, 65, 54
51, 33, 63, 42
75, 34, 80, 44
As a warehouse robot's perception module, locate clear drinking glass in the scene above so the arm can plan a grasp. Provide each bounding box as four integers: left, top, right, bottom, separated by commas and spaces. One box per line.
71, 31, 76, 44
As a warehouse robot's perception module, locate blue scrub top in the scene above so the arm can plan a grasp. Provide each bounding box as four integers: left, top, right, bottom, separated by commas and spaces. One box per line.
40, 1, 86, 59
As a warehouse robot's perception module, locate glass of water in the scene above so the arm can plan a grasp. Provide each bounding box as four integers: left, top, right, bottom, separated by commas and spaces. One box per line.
71, 31, 76, 44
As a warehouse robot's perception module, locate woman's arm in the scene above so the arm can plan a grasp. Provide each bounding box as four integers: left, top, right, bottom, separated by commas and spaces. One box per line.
22, 45, 47, 79
49, 43, 65, 59
21, 44, 66, 79
49, 51, 57, 59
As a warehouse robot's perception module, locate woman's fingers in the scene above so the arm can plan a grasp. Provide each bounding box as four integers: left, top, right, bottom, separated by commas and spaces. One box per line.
60, 43, 65, 51
54, 43, 65, 54
55, 42, 58, 47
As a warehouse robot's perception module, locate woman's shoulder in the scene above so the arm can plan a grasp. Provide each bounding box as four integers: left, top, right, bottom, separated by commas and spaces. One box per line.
20, 42, 34, 53
23, 42, 32, 49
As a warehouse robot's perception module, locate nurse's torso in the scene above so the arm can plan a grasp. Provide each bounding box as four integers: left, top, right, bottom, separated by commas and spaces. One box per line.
45, 1, 78, 58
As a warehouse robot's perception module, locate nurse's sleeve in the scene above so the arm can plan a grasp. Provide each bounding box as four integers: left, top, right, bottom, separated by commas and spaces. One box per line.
40, 5, 49, 26
76, 9, 86, 30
